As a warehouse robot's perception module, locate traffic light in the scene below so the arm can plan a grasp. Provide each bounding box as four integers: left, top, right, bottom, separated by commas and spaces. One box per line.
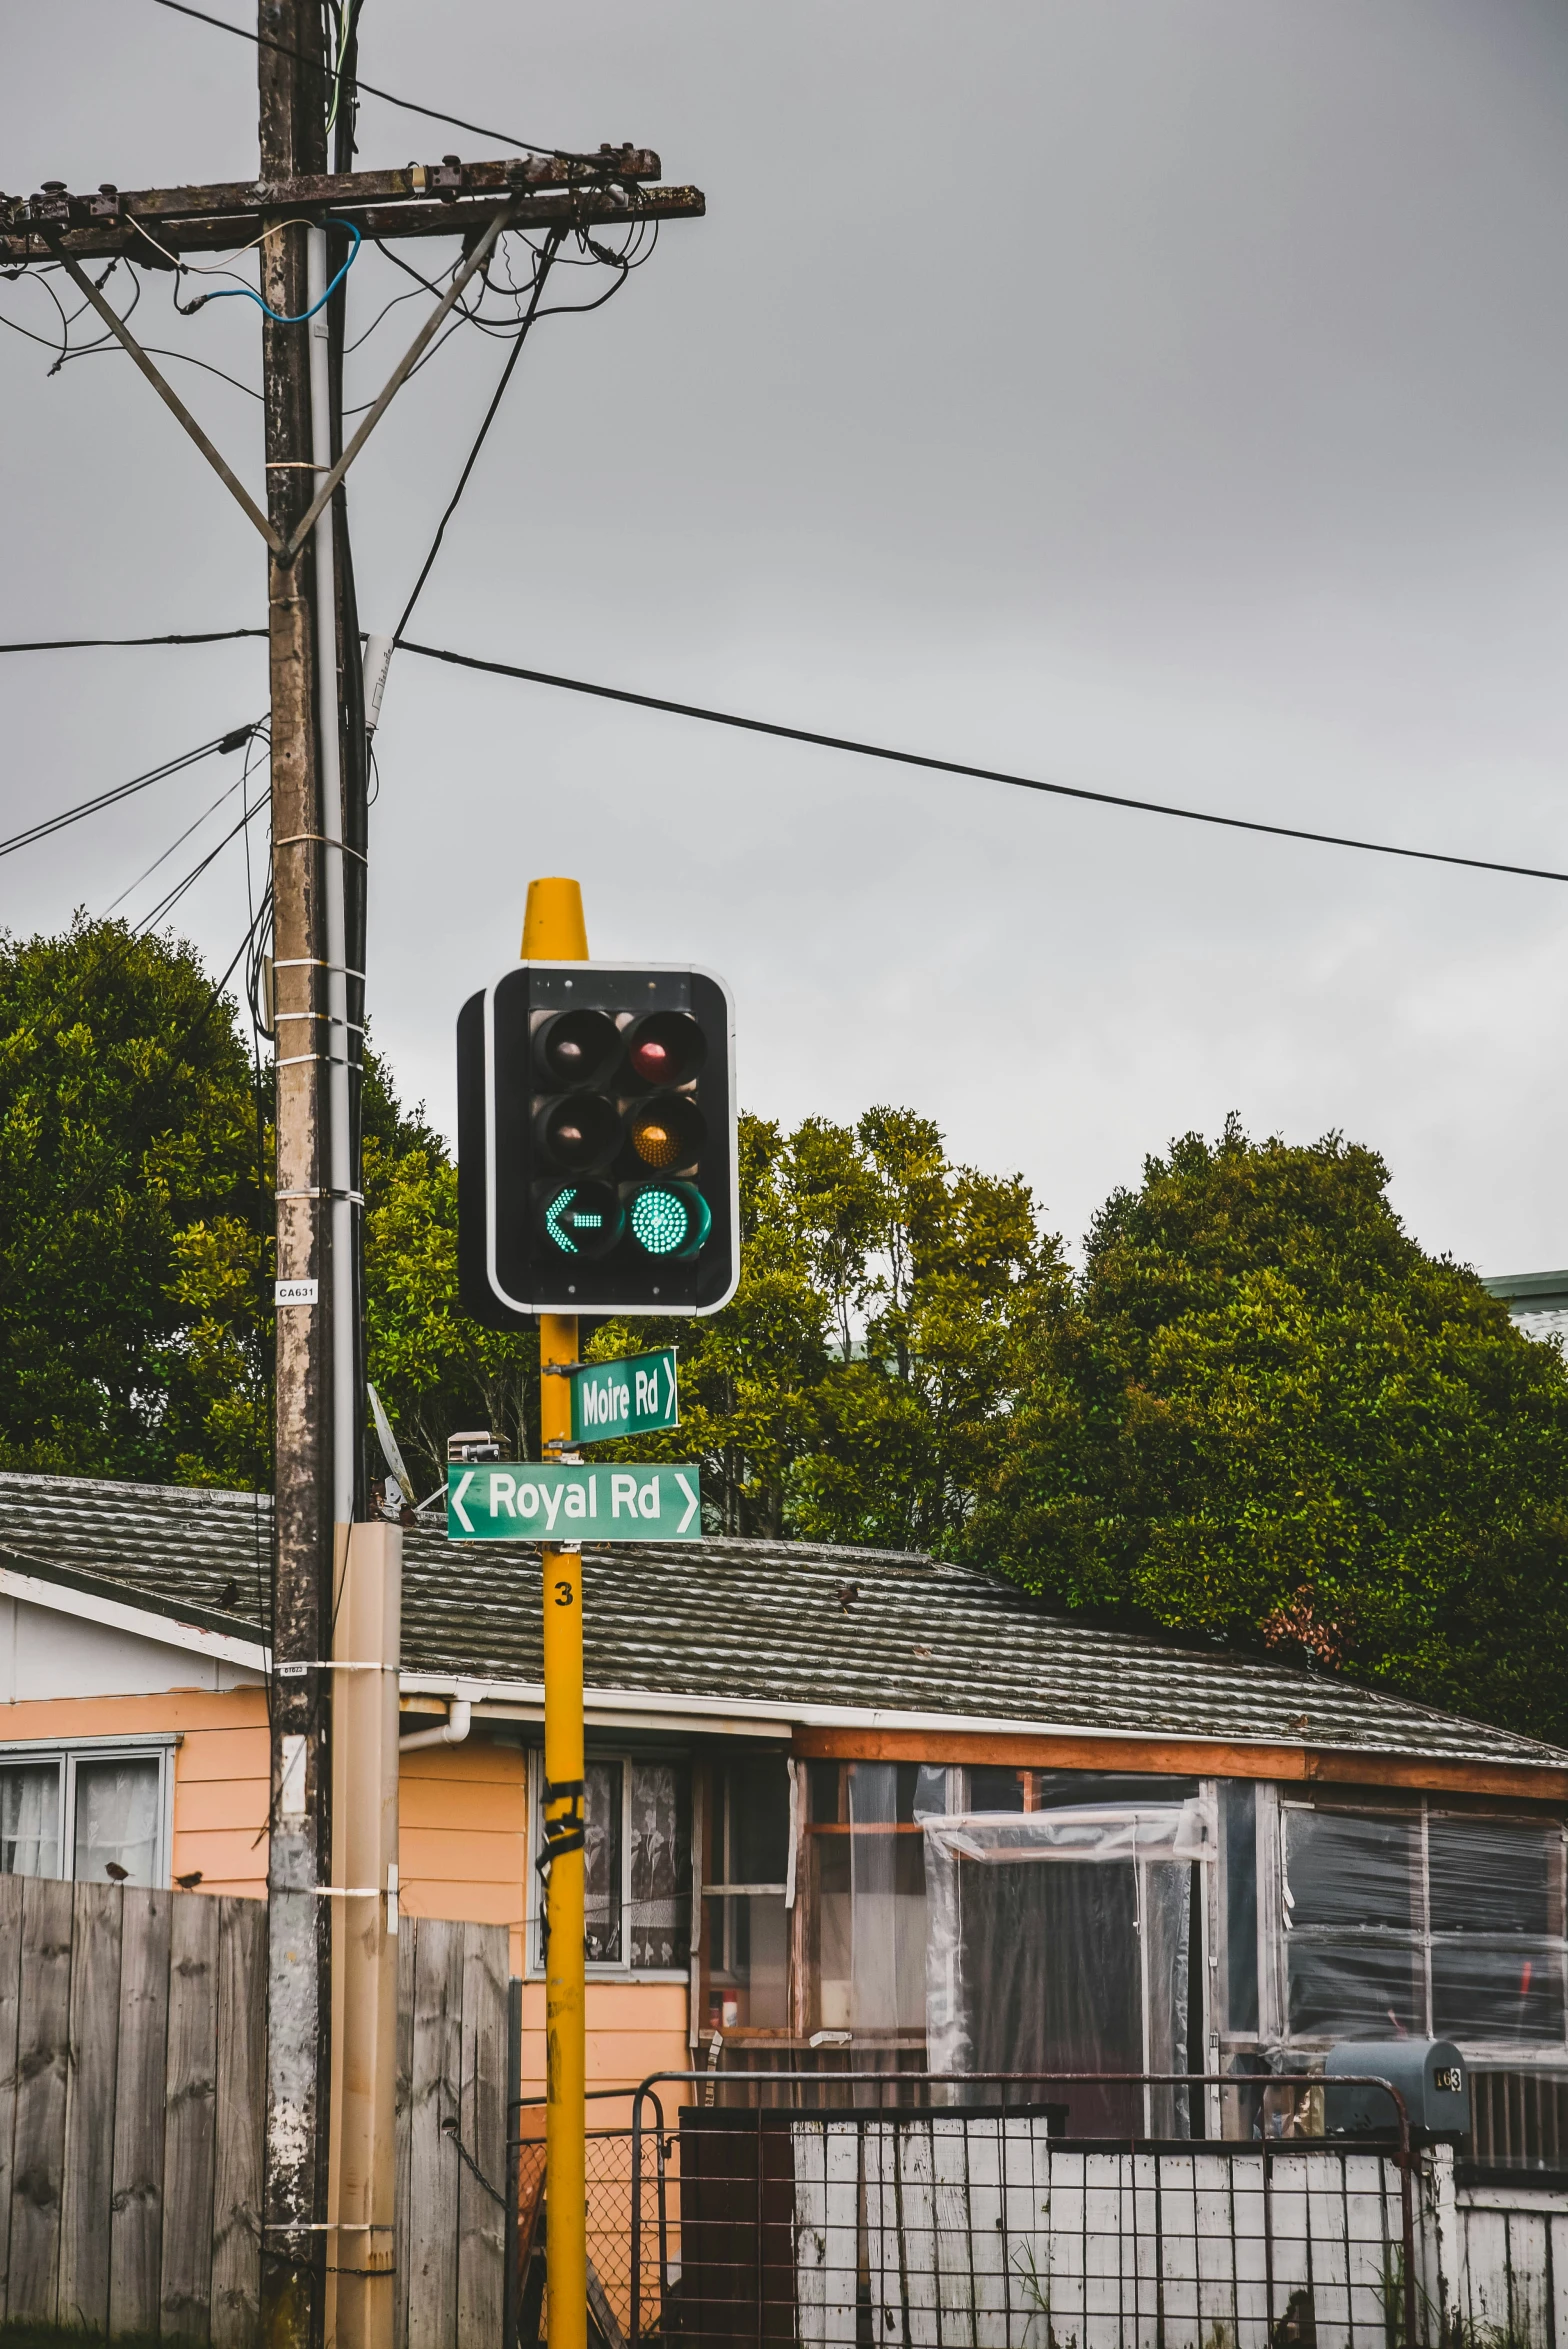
457, 963, 738, 1323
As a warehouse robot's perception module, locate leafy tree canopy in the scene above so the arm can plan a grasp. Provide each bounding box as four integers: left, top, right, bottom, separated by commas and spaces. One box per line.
7, 923, 1568, 1743
589, 1106, 1062, 1549
0, 915, 268, 1485
962, 1116, 1568, 1744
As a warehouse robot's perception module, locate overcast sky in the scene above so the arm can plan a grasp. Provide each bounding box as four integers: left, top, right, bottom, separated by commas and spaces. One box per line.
4, 1, 1568, 1272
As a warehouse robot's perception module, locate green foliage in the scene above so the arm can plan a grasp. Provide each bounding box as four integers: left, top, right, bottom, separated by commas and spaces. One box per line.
589, 1107, 1062, 1547
962, 1116, 1568, 1744
0, 916, 269, 1486
360, 1071, 538, 1490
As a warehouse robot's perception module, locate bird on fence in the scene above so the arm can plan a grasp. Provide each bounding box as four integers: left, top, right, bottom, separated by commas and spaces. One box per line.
104, 1863, 129, 1882
176, 1870, 204, 1889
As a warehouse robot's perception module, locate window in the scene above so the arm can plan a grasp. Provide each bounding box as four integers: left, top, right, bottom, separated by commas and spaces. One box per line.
0, 1745, 171, 1886
705, 1755, 791, 2030
1282, 1801, 1567, 2050
532, 1752, 691, 1975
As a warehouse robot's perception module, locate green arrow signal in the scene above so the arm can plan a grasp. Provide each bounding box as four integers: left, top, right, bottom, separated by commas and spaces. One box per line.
545, 1187, 608, 1254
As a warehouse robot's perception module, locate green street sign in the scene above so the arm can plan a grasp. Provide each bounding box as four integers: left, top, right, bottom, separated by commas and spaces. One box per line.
446, 1460, 701, 1543
570, 1347, 679, 1444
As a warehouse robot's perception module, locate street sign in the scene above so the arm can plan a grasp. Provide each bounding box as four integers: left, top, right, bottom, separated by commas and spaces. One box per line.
446, 1460, 701, 1542
570, 1347, 679, 1443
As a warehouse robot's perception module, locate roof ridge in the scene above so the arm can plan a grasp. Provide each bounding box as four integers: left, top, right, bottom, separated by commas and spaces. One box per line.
0, 1468, 268, 1512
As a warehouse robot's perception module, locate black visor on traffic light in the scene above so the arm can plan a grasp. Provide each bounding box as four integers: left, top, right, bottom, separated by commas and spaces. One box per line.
624, 1010, 706, 1091
534, 1007, 621, 1091
628, 1091, 707, 1172
535, 1092, 622, 1175
534, 1177, 624, 1261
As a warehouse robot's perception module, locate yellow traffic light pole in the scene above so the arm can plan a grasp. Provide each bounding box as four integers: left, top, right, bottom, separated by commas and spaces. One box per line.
522, 876, 589, 2349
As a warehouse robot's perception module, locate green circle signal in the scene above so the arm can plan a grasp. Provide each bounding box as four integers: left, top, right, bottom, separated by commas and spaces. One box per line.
629, 1181, 712, 1260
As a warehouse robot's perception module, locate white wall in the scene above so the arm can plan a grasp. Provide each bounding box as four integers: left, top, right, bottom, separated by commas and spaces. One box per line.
0, 1591, 264, 1701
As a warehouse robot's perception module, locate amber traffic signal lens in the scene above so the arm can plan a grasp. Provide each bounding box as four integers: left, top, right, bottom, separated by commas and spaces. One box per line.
534, 1007, 620, 1091
624, 1010, 705, 1090
629, 1093, 707, 1171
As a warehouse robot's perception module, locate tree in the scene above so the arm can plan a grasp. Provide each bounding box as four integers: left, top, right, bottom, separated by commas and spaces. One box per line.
589, 1107, 1061, 1546
360, 1068, 539, 1491
0, 915, 269, 1485
963, 1117, 1568, 1745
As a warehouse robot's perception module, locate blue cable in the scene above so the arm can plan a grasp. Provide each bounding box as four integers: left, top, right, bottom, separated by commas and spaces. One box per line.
200, 217, 361, 323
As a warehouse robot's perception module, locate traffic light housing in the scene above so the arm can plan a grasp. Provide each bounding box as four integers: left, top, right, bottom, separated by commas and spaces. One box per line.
457, 962, 738, 1323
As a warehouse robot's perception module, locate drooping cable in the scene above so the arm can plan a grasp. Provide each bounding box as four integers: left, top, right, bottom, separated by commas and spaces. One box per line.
390, 231, 562, 647
393, 641, 1568, 889
146, 0, 573, 160
0, 723, 258, 859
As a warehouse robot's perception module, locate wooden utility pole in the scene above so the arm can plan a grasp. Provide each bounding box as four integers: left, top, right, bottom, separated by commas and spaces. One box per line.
258, 11, 337, 2347
1, 43, 703, 2349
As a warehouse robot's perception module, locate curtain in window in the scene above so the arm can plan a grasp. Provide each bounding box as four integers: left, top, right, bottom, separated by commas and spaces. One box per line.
848, 1763, 927, 2034
0, 1764, 60, 1878
583, 1761, 623, 1962
73, 1758, 158, 1884
628, 1760, 690, 1970
924, 1802, 1211, 2134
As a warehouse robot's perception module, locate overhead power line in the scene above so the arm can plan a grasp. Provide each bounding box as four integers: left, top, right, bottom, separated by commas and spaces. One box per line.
146, 0, 570, 160
391, 641, 1568, 889
4, 629, 1565, 887
0, 629, 266, 652
0, 722, 258, 860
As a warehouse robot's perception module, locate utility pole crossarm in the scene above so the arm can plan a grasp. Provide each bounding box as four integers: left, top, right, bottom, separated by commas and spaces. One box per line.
0, 151, 701, 263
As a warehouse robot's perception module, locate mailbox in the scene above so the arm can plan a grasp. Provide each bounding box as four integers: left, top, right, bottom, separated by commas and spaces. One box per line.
1324, 2040, 1469, 2145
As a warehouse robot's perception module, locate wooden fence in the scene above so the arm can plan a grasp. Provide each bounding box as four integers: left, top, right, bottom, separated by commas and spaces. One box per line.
0, 1874, 265, 2343
394, 1915, 509, 2349
0, 1876, 511, 2349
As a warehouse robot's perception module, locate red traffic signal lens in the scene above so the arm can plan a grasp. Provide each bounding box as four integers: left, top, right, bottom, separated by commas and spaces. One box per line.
624, 1010, 705, 1091
535, 1092, 621, 1175
534, 1179, 624, 1261
534, 1007, 620, 1091
629, 1092, 707, 1171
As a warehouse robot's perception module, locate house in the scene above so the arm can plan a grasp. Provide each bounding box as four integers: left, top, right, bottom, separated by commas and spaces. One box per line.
0, 1465, 1565, 2159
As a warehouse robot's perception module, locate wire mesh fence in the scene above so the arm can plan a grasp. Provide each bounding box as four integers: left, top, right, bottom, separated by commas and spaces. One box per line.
513, 2074, 1418, 2349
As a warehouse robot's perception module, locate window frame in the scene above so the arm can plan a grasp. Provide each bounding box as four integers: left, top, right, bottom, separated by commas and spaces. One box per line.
526, 1746, 693, 1982
0, 1735, 176, 1890
1278, 1795, 1568, 2062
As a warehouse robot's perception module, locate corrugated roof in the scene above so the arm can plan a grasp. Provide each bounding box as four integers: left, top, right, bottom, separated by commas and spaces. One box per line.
0, 1469, 1562, 1770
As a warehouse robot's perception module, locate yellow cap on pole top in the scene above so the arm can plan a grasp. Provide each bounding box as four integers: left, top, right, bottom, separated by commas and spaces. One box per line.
522, 877, 588, 963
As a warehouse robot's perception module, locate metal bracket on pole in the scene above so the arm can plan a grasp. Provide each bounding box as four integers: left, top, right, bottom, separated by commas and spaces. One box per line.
40, 230, 284, 552
42, 191, 524, 565
279, 194, 524, 561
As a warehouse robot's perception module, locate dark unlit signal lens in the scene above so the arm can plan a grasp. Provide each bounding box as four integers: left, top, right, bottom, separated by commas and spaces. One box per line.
536, 1093, 621, 1175
534, 1007, 620, 1091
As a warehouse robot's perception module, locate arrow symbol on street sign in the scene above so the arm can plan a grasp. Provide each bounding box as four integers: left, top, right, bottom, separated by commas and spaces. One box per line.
663, 1357, 676, 1418
674, 1471, 699, 1535
450, 1470, 475, 1534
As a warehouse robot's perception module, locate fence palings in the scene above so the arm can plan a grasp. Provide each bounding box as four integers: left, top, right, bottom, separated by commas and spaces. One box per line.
0, 1879, 508, 2349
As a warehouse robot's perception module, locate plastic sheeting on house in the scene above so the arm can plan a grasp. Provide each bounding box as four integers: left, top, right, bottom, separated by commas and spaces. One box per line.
1281, 1802, 1568, 2048
924, 1800, 1214, 2135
